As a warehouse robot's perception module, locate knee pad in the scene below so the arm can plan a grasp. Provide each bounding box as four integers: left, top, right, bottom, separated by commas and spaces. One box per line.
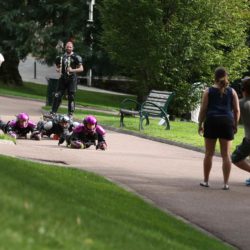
68, 93, 75, 101
54, 91, 62, 99
231, 148, 243, 164
44, 121, 53, 130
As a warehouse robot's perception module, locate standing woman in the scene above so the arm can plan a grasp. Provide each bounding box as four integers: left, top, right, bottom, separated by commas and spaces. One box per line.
198, 67, 240, 190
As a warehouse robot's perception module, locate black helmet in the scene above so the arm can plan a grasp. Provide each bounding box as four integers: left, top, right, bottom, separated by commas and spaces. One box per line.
59, 115, 70, 123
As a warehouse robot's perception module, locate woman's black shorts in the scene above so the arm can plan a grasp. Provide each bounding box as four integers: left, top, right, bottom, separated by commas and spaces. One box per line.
204, 116, 234, 140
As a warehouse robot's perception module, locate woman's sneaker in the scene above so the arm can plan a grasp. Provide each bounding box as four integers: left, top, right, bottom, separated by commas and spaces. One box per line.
245, 178, 250, 186
200, 182, 210, 187
222, 184, 229, 190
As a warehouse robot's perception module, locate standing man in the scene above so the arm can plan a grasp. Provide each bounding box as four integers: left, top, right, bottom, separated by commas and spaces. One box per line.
231, 76, 250, 185
50, 41, 84, 117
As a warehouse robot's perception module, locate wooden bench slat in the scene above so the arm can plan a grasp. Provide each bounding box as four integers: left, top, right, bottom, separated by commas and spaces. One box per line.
144, 101, 166, 107
151, 90, 172, 94
149, 92, 171, 96
148, 96, 171, 100
143, 105, 163, 111
147, 97, 168, 102
143, 112, 162, 116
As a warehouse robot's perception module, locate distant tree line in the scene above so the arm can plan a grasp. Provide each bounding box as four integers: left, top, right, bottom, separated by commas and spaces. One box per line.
0, 0, 249, 115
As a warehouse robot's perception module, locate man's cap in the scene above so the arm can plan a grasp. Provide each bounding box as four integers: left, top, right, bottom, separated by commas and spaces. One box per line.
241, 76, 250, 83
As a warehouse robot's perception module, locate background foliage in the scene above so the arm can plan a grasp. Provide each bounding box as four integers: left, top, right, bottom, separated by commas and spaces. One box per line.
0, 0, 249, 115
100, 0, 250, 115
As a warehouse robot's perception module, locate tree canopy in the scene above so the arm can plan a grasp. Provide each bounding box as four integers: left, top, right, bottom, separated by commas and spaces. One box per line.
0, 1, 36, 85
0, 0, 249, 115
100, 0, 250, 114
0, 0, 106, 84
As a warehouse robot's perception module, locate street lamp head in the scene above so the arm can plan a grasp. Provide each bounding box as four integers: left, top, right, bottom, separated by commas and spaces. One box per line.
87, 0, 95, 5
0, 53, 4, 67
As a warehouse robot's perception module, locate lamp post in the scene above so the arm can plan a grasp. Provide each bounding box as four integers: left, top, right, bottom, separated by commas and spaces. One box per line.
86, 0, 95, 87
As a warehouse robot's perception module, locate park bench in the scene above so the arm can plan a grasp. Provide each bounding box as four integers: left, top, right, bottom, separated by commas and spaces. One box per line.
120, 90, 175, 130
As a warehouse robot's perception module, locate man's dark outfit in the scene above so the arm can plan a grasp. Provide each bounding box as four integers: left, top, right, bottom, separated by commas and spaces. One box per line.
51, 53, 83, 116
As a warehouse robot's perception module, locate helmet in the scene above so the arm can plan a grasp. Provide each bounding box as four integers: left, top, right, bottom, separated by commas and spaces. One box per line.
16, 113, 29, 128
83, 115, 97, 125
17, 112, 29, 121
83, 115, 97, 132
59, 115, 70, 123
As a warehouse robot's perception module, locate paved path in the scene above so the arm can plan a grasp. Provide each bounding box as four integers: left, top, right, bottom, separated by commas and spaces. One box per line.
1, 96, 250, 249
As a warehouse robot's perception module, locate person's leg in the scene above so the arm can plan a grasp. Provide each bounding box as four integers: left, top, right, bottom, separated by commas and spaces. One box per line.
232, 138, 250, 172
219, 138, 232, 188
67, 77, 77, 117
202, 138, 217, 184
51, 92, 62, 113
235, 160, 250, 172
51, 79, 65, 113
67, 91, 75, 116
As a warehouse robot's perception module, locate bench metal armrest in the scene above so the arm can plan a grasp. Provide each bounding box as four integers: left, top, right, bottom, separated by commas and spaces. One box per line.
120, 98, 141, 111
119, 98, 141, 128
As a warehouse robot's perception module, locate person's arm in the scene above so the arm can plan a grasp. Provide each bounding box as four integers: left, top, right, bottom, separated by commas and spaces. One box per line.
56, 65, 61, 73
232, 89, 240, 134
68, 55, 84, 73
55, 56, 62, 73
69, 64, 83, 73
198, 88, 209, 135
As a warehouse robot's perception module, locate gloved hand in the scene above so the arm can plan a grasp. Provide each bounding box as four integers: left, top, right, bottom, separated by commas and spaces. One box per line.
7, 131, 17, 139
96, 141, 107, 150
58, 136, 65, 146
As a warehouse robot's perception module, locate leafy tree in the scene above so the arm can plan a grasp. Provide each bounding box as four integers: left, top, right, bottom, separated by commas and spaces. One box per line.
99, 0, 166, 101
0, 0, 111, 85
0, 1, 36, 85
28, 0, 116, 79
99, 0, 249, 115
162, 0, 250, 114
28, 1, 88, 65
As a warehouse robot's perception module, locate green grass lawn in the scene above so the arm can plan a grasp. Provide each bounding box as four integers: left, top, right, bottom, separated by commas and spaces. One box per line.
0, 133, 16, 144
0, 155, 233, 250
0, 81, 135, 111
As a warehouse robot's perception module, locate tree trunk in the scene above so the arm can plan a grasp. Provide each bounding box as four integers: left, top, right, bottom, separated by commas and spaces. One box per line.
135, 71, 150, 103
0, 50, 23, 86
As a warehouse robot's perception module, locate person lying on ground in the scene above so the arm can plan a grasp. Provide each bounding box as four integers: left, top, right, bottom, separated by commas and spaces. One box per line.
67, 115, 107, 150
0, 112, 41, 140
37, 113, 79, 145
